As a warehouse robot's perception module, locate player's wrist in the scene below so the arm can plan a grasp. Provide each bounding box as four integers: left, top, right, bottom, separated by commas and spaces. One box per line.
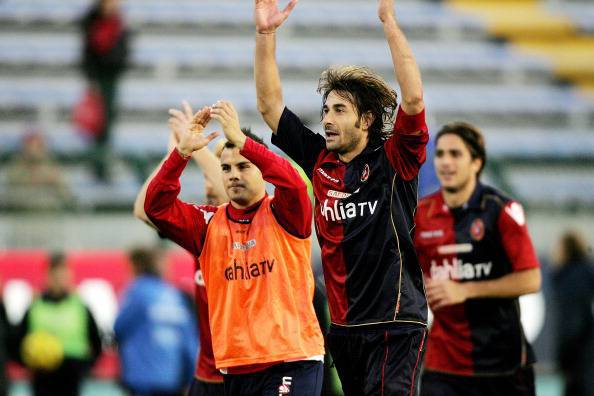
229, 132, 247, 150
176, 145, 192, 159
257, 29, 276, 35
461, 282, 476, 300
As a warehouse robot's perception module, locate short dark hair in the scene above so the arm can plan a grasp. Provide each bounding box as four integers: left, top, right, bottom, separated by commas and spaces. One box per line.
224, 127, 268, 149
317, 66, 398, 141
48, 252, 66, 272
128, 247, 160, 276
436, 122, 487, 176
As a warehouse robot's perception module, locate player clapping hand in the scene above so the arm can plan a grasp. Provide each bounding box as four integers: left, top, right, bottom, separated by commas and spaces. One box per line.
172, 105, 219, 158
210, 100, 246, 149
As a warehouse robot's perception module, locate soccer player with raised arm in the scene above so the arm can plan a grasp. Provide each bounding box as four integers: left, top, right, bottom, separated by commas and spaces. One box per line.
144, 101, 325, 395
254, 0, 429, 394
414, 122, 541, 396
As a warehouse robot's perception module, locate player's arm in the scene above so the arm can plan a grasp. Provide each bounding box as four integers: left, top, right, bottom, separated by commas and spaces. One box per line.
254, 0, 297, 133
379, 0, 424, 116
171, 101, 226, 203
211, 100, 312, 237
135, 102, 226, 228
426, 269, 541, 311
380, 0, 429, 180
144, 107, 219, 256
426, 201, 541, 311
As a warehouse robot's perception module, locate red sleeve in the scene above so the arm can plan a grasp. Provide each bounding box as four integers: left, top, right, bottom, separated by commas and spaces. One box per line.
240, 138, 312, 238
384, 106, 429, 181
497, 201, 540, 272
144, 149, 217, 256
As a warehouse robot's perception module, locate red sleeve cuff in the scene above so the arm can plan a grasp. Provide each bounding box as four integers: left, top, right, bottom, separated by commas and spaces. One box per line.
171, 148, 191, 164
394, 106, 428, 135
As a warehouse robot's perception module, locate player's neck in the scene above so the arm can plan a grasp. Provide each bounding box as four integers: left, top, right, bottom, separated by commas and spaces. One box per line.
442, 177, 477, 209
338, 137, 368, 163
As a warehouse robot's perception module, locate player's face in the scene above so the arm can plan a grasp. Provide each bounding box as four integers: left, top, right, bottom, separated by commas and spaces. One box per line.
48, 264, 72, 294
220, 147, 266, 209
322, 91, 368, 156
434, 134, 482, 193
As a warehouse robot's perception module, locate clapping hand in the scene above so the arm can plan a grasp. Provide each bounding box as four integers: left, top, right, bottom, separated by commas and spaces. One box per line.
210, 100, 246, 149
172, 102, 219, 157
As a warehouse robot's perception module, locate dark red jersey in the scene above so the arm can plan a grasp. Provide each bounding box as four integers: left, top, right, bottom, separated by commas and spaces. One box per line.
414, 184, 540, 376
272, 106, 429, 327
192, 258, 223, 383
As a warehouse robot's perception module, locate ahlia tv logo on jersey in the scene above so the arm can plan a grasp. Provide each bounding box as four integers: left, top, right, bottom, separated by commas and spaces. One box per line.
224, 258, 275, 281
320, 199, 378, 222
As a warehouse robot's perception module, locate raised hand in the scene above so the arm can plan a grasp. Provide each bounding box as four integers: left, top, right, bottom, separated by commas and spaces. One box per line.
168, 100, 196, 143
174, 105, 219, 157
210, 101, 246, 149
254, 0, 298, 34
378, 0, 395, 23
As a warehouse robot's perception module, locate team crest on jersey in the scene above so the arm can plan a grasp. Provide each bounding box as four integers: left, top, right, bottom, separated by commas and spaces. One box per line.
361, 164, 370, 182
470, 218, 485, 241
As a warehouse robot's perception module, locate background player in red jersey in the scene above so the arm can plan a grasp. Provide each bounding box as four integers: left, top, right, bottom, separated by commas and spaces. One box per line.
134, 101, 226, 396
414, 122, 542, 396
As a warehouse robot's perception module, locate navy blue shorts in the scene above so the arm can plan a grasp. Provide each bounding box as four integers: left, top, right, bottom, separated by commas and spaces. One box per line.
223, 360, 323, 396
327, 323, 427, 396
420, 366, 535, 396
187, 378, 225, 396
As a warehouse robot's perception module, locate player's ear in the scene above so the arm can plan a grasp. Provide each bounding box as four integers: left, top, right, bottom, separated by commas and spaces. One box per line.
361, 111, 374, 131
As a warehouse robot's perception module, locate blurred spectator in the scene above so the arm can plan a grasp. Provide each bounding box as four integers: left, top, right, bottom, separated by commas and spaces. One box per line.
115, 247, 197, 396
80, 0, 130, 181
3, 131, 72, 211
14, 253, 102, 396
552, 230, 594, 396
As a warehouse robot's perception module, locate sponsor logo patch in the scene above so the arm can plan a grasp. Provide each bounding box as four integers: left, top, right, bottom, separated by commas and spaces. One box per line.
327, 190, 351, 199
232, 239, 256, 251
317, 168, 340, 184
437, 243, 473, 255
419, 229, 444, 239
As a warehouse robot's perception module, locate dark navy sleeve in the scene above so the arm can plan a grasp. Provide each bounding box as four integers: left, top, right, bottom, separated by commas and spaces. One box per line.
271, 107, 326, 180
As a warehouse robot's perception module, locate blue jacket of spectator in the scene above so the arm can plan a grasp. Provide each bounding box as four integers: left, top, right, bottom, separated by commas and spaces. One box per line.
114, 275, 197, 394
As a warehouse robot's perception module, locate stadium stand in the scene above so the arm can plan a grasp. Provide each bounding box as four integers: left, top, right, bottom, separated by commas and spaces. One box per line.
0, 0, 592, 210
